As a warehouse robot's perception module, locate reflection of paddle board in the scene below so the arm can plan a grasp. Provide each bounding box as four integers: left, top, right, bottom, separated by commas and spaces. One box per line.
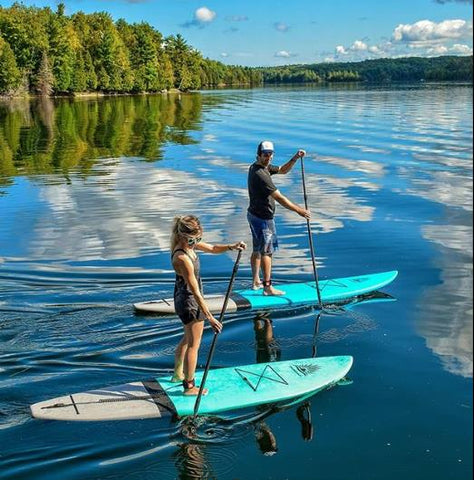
30, 356, 353, 421
133, 270, 398, 314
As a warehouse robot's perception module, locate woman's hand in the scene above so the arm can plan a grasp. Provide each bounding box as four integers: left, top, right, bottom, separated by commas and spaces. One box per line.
229, 241, 247, 251
208, 314, 223, 333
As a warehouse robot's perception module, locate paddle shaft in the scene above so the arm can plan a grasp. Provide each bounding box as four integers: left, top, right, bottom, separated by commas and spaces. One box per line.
193, 249, 243, 417
300, 155, 323, 308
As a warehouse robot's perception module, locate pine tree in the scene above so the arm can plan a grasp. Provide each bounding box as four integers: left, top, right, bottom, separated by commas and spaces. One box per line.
36, 51, 54, 96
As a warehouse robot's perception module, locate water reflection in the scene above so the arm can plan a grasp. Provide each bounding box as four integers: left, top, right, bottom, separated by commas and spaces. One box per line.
254, 421, 278, 455
395, 119, 472, 377
253, 313, 281, 364
296, 402, 314, 441
251, 311, 315, 450
0, 84, 472, 480
0, 94, 206, 184
174, 440, 214, 480
418, 222, 473, 378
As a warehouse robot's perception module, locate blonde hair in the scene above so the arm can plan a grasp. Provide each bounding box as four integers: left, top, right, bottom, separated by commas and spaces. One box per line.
171, 215, 203, 251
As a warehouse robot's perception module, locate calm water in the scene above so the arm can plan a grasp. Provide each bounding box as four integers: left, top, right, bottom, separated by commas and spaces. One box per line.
0, 84, 472, 480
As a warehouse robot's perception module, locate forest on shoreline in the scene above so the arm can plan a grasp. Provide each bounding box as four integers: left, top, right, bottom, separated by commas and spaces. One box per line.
259, 55, 473, 84
0, 3, 472, 97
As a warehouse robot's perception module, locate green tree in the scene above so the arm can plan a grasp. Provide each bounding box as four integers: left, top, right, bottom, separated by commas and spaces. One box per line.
47, 4, 78, 92
0, 3, 50, 81
0, 36, 22, 93
36, 51, 54, 96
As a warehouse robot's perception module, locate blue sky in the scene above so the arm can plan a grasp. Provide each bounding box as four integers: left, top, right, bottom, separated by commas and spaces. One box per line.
1, 0, 472, 66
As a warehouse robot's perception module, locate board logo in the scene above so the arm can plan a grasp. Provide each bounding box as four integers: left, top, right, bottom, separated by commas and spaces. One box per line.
292, 364, 321, 376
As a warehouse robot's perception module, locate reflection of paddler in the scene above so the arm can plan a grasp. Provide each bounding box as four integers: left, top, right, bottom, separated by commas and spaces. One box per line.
254, 421, 278, 456
174, 442, 209, 480
175, 422, 212, 480
296, 402, 314, 442
253, 313, 281, 364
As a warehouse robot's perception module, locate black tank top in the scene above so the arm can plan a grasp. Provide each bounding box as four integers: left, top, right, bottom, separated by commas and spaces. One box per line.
172, 249, 203, 318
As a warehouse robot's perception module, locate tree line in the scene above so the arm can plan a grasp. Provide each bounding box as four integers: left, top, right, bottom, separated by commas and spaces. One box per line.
1, 3, 472, 96
259, 56, 472, 83
0, 2, 262, 96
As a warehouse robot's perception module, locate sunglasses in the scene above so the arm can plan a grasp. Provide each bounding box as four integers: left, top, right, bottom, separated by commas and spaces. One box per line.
187, 236, 202, 246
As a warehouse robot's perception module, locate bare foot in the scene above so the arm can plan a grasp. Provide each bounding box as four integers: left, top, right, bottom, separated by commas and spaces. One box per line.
252, 281, 263, 290
263, 286, 286, 296
183, 386, 208, 396
170, 374, 184, 383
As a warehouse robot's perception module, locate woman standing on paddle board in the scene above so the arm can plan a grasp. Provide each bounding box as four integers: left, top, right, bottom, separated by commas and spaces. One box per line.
170, 215, 246, 395
248, 141, 310, 295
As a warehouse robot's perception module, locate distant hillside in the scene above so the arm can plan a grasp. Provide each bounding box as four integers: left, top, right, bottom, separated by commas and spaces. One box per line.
259, 56, 473, 83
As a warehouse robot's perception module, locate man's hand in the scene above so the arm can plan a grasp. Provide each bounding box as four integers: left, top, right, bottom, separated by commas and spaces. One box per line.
297, 207, 311, 220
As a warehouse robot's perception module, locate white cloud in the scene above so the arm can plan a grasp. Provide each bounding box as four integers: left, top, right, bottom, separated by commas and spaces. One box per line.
450, 43, 473, 54
426, 45, 449, 54
393, 19, 472, 44
326, 18, 472, 62
351, 40, 368, 51
274, 22, 289, 32
368, 45, 384, 54
195, 6, 216, 23
275, 50, 294, 58
221, 52, 228, 58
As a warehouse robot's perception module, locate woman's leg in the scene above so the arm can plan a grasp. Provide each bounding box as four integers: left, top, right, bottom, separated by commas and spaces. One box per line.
172, 332, 188, 382
183, 320, 207, 395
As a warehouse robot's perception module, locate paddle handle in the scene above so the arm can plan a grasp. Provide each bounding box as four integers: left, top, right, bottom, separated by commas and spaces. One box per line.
300, 155, 323, 308
193, 249, 243, 417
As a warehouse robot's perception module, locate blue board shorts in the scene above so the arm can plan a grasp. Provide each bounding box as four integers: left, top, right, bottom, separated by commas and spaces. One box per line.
247, 211, 278, 255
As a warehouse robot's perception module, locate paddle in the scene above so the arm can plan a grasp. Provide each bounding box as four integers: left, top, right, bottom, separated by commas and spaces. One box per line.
193, 248, 243, 418
311, 312, 322, 358
300, 153, 323, 309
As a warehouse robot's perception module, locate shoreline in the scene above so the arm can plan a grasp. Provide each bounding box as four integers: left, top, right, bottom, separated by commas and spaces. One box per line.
1, 80, 472, 101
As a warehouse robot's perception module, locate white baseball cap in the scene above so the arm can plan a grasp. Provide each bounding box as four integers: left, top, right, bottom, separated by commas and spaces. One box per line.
258, 140, 274, 154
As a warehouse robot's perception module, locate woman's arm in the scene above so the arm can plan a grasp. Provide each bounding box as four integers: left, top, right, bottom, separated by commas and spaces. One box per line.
196, 241, 246, 254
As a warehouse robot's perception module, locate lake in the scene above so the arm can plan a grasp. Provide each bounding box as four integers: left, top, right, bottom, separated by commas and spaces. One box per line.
0, 83, 472, 480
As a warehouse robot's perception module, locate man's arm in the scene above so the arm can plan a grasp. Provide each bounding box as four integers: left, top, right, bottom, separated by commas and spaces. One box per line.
277, 149, 306, 175
271, 190, 310, 219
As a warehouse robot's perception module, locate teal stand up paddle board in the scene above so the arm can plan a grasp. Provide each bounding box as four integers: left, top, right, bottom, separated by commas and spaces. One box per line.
133, 270, 398, 314
30, 356, 353, 421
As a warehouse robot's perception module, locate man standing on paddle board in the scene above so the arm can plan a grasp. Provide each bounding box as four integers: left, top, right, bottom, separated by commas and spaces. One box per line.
248, 141, 310, 295
170, 215, 246, 395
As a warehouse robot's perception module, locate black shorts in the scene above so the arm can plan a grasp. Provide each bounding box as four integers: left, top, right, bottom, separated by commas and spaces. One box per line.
175, 293, 203, 325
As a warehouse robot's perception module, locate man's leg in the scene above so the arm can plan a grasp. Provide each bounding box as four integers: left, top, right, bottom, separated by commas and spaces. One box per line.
251, 252, 262, 289
261, 254, 285, 296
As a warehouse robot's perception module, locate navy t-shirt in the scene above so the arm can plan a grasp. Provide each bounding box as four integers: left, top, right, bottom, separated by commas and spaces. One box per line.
247, 162, 280, 219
